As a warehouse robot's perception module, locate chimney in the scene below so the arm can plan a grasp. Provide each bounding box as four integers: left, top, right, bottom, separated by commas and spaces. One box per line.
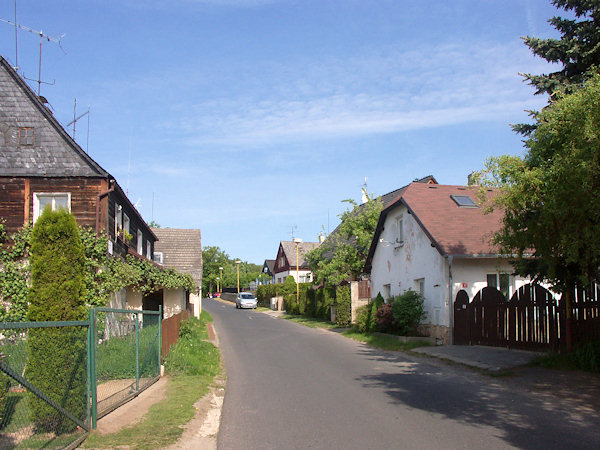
318, 233, 325, 244
467, 171, 479, 186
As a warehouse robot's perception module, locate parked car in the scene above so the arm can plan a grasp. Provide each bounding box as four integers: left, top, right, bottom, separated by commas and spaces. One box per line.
236, 292, 257, 309
215, 292, 221, 298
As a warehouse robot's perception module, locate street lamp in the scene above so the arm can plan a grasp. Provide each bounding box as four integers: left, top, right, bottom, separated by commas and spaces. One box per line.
235, 261, 241, 294
219, 267, 223, 293
293, 238, 302, 305
216, 277, 220, 294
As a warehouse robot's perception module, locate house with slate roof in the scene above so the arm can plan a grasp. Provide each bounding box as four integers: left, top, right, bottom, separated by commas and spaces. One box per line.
364, 182, 532, 344
273, 241, 320, 285
0, 54, 182, 317
152, 227, 203, 318
260, 259, 275, 284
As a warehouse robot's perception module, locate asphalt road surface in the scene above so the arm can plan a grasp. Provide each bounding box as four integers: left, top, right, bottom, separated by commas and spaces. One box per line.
204, 299, 599, 449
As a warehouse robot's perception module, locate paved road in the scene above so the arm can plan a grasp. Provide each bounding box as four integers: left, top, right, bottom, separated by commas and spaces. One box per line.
204, 300, 599, 449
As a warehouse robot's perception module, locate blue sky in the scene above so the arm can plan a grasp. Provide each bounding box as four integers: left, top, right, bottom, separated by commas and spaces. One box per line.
1, 1, 563, 264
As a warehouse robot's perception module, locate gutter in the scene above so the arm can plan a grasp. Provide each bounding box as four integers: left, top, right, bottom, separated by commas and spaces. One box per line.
446, 255, 453, 345
95, 179, 115, 234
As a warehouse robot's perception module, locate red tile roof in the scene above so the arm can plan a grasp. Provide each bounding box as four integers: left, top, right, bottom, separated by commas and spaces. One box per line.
365, 183, 504, 271
402, 183, 503, 256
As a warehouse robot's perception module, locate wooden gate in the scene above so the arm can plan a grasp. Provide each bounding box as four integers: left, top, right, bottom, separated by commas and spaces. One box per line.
454, 283, 566, 350
453, 290, 470, 345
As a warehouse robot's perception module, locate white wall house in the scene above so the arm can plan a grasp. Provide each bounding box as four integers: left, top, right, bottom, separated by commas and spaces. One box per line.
273, 241, 320, 285
365, 183, 531, 344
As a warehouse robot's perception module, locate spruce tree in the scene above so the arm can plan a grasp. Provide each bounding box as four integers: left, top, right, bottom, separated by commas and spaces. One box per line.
515, 0, 600, 135
26, 208, 87, 433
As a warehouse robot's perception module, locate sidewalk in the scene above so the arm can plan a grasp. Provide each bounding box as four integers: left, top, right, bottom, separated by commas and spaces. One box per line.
412, 344, 539, 371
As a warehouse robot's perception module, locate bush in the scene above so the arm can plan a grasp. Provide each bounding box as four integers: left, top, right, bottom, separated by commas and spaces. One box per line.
0, 349, 9, 424
164, 317, 220, 377
335, 285, 351, 327
375, 303, 394, 333
390, 290, 427, 336
369, 293, 385, 332
570, 339, 600, 373
26, 209, 87, 434
314, 286, 335, 320
354, 304, 370, 333
256, 284, 278, 307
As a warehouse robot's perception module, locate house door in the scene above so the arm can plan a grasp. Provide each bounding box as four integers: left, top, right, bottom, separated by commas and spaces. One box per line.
143, 290, 164, 324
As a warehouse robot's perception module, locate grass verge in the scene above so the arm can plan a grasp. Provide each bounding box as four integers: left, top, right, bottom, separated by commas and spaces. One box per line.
342, 330, 431, 351
83, 311, 221, 449
282, 314, 338, 329
529, 339, 600, 373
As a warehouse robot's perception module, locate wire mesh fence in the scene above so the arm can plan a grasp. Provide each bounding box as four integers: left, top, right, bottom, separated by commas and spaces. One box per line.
91, 308, 161, 423
0, 322, 89, 449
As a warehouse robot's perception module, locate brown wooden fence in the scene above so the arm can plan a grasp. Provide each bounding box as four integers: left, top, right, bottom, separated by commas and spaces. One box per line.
358, 279, 371, 300
454, 283, 600, 350
161, 310, 190, 359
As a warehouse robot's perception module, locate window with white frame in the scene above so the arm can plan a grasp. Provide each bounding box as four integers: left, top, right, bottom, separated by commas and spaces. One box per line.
153, 251, 163, 264
123, 213, 130, 234
115, 204, 123, 235
415, 278, 425, 297
137, 230, 143, 254
146, 241, 151, 259
395, 215, 404, 246
33, 193, 70, 222
487, 273, 511, 299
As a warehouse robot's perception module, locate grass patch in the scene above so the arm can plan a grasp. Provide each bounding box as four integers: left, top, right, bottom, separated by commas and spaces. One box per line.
530, 339, 600, 373
282, 314, 338, 329
83, 313, 221, 448
342, 330, 430, 351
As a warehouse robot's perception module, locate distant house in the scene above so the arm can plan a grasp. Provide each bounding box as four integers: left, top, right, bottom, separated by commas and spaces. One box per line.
261, 259, 275, 284
0, 55, 182, 318
364, 182, 532, 344
152, 228, 203, 318
273, 241, 320, 284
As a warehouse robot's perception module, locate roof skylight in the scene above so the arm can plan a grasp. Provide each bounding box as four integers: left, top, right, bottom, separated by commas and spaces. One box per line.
450, 194, 478, 208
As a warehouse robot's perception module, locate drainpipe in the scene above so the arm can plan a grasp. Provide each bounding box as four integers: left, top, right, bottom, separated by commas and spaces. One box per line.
95, 179, 114, 235
447, 255, 454, 345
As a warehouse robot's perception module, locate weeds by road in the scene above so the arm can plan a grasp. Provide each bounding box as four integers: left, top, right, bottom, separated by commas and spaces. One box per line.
282, 314, 339, 329
342, 330, 431, 351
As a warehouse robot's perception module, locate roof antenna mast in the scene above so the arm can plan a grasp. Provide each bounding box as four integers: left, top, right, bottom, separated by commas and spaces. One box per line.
66, 98, 91, 152
0, 16, 66, 95
290, 225, 298, 240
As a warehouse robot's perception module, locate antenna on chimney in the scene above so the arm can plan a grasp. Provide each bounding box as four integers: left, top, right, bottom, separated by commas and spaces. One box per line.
0, 16, 66, 95
361, 176, 369, 204
289, 225, 298, 240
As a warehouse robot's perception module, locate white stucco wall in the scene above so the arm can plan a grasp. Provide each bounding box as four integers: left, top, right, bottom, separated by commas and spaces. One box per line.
370, 204, 448, 328
450, 258, 531, 306
163, 288, 186, 318
274, 269, 313, 284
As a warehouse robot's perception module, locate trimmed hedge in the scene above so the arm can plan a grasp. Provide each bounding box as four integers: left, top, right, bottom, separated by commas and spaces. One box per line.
335, 285, 351, 327
314, 286, 335, 320
26, 209, 87, 434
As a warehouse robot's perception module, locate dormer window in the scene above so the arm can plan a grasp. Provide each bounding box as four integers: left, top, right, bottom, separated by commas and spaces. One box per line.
19, 127, 34, 146
451, 194, 478, 208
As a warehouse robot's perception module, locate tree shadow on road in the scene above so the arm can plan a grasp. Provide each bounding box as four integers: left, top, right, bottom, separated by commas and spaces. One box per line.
354, 345, 600, 449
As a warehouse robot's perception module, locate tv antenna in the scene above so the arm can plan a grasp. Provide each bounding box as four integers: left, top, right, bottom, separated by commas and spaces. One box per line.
289, 225, 298, 240
66, 98, 91, 152
0, 17, 66, 95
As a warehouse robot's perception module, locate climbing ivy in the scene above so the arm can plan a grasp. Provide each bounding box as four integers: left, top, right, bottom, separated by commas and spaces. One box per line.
0, 221, 196, 320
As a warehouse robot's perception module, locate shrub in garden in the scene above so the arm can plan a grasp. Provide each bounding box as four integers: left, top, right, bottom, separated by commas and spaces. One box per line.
375, 303, 394, 333
283, 276, 299, 314
26, 209, 87, 434
335, 284, 351, 326
390, 290, 427, 336
314, 286, 335, 320
368, 293, 385, 332
353, 304, 370, 333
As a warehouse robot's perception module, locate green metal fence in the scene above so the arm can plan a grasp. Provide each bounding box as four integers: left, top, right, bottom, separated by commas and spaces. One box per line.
0, 307, 162, 449
90, 307, 161, 427
0, 321, 90, 449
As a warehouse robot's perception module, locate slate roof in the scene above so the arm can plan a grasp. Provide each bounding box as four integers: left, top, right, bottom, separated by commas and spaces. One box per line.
279, 241, 320, 270
152, 228, 202, 283
365, 183, 504, 271
0, 55, 108, 178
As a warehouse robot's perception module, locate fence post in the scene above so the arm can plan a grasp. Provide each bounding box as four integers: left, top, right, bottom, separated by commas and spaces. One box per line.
135, 311, 140, 392
158, 305, 163, 371
90, 308, 98, 430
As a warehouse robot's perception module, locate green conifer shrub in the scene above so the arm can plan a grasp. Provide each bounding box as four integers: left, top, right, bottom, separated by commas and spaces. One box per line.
335, 284, 351, 326
26, 209, 87, 434
368, 293, 385, 332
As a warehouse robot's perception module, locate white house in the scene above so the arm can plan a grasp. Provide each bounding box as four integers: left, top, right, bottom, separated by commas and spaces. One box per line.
273, 241, 320, 284
364, 183, 531, 344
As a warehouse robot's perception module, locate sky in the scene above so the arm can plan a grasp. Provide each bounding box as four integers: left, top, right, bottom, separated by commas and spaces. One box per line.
0, 0, 565, 264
